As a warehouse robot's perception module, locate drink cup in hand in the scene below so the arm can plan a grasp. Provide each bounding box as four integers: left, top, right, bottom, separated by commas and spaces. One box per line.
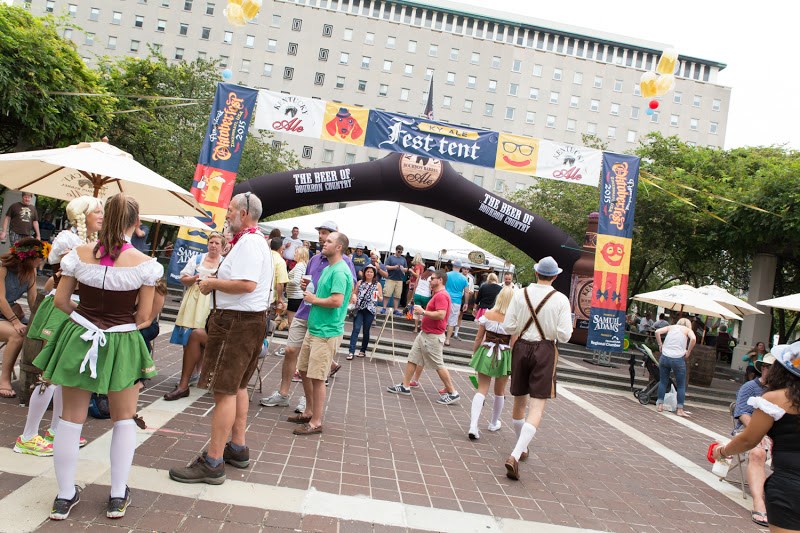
301, 274, 312, 291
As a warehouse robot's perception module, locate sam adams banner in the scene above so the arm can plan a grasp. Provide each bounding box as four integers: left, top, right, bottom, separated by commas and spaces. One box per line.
586, 153, 640, 352
166, 82, 258, 285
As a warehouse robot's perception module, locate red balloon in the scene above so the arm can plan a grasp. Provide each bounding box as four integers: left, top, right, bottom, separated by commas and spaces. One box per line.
649, 100, 659, 110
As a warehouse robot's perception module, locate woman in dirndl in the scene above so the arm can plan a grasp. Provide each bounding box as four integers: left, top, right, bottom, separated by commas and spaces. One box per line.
16, 196, 103, 457
34, 193, 163, 521
467, 285, 515, 441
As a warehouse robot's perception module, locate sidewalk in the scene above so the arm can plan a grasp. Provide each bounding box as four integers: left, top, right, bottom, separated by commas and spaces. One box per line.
0, 333, 763, 532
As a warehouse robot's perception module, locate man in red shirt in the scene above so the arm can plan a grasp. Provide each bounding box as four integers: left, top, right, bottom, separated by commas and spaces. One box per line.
386, 269, 460, 404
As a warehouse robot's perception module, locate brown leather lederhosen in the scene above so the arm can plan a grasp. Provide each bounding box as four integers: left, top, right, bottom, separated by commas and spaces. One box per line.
510, 288, 560, 399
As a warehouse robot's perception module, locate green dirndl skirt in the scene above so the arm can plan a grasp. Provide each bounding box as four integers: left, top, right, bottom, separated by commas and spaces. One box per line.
27, 295, 70, 341
469, 344, 512, 378
33, 319, 157, 394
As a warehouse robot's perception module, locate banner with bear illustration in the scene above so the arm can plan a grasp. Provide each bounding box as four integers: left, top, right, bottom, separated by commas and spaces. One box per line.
586, 153, 640, 352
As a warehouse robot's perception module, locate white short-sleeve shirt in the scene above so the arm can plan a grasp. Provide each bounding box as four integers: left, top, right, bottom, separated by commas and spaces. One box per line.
214, 233, 273, 312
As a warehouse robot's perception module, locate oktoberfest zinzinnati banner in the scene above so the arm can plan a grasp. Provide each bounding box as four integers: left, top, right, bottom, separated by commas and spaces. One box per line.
252, 89, 602, 187
167, 83, 258, 285
586, 153, 640, 352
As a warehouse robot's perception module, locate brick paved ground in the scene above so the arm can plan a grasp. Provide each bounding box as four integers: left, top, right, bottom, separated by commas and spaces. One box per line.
0, 333, 765, 532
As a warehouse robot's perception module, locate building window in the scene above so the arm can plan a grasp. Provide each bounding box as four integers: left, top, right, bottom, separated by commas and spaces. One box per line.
180, 23, 189, 36
512, 59, 522, 72
690, 118, 699, 131
473, 175, 484, 187
283, 67, 294, 80
613, 79, 623, 92
550, 91, 559, 104
343, 28, 353, 41
206, 2, 215, 16
364, 32, 374, 45
322, 24, 332, 37
157, 19, 166, 32
631, 107, 640, 119
633, 84, 641, 97
383, 60, 392, 72
322, 149, 334, 163
291, 18, 302, 31
357, 80, 367, 92
403, 64, 413, 75
361, 56, 370, 68
85, 32, 95, 45
509, 83, 518, 96
240, 59, 250, 72
590, 99, 600, 112
525, 111, 535, 124
335, 76, 345, 89
446, 72, 456, 85
339, 52, 349, 64
89, 7, 100, 21
45, 1, 55, 12
529, 87, 539, 100
593, 76, 603, 88
130, 40, 140, 52
400, 88, 409, 101
493, 180, 504, 192
650, 111, 659, 123
587, 122, 597, 135
379, 84, 388, 97
627, 130, 637, 143
450, 48, 459, 60
491, 56, 501, 69
610, 103, 620, 116
463, 100, 473, 112
184, 0, 193, 10
197, 51, 207, 60
484, 103, 494, 116
467, 76, 477, 89
607, 126, 616, 138
386, 36, 396, 49
223, 31, 233, 44
425, 68, 434, 81
443, 96, 452, 108
552, 68, 562, 81
135, 15, 145, 28
670, 114, 679, 127
546, 115, 556, 128
302, 146, 313, 159
107, 35, 117, 49
407, 40, 417, 53
505, 107, 515, 120
175, 47, 184, 60
344, 153, 356, 164
569, 95, 579, 108
201, 27, 210, 39
263, 63, 273, 77
244, 34, 254, 47
532, 64, 542, 77
272, 14, 281, 28
674, 92, 682, 104
218, 55, 228, 67
68, 3, 77, 16
693, 95, 702, 108
712, 99, 721, 111
314, 72, 325, 85
445, 220, 456, 232
573, 72, 583, 85
488, 79, 497, 93
429, 44, 438, 56
471, 52, 480, 64
566, 118, 577, 131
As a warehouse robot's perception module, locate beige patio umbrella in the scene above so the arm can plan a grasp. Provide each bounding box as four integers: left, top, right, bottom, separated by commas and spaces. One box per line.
757, 293, 800, 313
697, 285, 764, 317
0, 142, 206, 217
632, 284, 742, 321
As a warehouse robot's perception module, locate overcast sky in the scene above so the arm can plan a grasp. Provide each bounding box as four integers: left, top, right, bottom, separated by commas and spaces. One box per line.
454, 0, 797, 150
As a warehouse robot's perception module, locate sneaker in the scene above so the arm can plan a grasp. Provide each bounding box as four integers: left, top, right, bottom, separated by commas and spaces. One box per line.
408, 381, 420, 388
275, 347, 286, 357
294, 396, 306, 413
488, 421, 502, 432
379, 308, 387, 314
188, 373, 200, 387
291, 370, 303, 383
50, 486, 80, 520
169, 455, 226, 485
106, 486, 131, 519
387, 384, 411, 396
393, 310, 404, 316
14, 435, 53, 457
260, 391, 290, 407
223, 442, 250, 469
468, 428, 480, 440
45, 428, 88, 448
437, 392, 461, 405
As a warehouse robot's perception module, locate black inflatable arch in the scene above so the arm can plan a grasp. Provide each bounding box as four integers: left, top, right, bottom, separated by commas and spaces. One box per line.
234, 152, 580, 295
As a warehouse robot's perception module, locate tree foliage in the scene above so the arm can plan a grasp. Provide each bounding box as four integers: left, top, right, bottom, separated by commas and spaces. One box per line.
0, 5, 113, 151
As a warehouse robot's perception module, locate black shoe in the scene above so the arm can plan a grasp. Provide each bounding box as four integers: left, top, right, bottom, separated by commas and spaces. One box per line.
223, 442, 250, 469
106, 486, 131, 519
169, 455, 226, 485
50, 485, 80, 520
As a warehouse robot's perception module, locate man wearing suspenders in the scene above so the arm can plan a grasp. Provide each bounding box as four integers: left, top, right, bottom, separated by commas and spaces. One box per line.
501, 256, 573, 480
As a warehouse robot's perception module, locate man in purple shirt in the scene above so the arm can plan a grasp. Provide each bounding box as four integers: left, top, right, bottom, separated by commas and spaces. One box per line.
260, 220, 356, 412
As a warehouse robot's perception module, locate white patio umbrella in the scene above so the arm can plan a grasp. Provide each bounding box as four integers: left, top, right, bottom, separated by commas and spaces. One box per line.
632, 284, 742, 320
757, 293, 800, 313
697, 285, 764, 317
139, 214, 213, 232
0, 142, 206, 217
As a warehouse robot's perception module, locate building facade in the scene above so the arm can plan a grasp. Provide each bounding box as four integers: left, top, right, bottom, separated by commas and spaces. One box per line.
17, 0, 731, 234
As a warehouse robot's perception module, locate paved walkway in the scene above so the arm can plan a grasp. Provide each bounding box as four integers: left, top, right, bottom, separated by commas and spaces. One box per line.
0, 330, 765, 532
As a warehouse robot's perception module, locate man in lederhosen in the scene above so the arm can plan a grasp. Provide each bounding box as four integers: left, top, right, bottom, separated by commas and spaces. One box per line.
501, 256, 573, 480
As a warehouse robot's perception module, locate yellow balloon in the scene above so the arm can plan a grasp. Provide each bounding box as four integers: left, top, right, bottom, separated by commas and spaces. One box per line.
224, 3, 247, 26
655, 74, 675, 96
228, 0, 244, 5
242, 0, 262, 21
656, 48, 678, 75
639, 71, 658, 98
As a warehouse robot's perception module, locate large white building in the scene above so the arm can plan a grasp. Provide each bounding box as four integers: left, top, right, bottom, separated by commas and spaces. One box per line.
17, 0, 730, 233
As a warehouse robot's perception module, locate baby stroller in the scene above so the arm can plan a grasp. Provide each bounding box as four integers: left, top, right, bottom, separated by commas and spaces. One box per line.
632, 343, 676, 405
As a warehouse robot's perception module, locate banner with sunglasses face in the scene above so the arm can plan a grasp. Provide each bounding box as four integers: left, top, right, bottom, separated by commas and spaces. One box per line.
167, 83, 259, 285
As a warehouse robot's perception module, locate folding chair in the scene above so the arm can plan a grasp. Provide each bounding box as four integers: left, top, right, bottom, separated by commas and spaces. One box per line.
727, 401, 748, 499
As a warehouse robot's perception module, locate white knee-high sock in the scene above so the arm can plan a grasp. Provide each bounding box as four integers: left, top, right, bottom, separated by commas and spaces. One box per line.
22, 384, 55, 440
469, 393, 485, 432
513, 418, 525, 439
110, 419, 137, 499
50, 385, 63, 432
511, 423, 537, 460
491, 395, 505, 426
53, 420, 82, 499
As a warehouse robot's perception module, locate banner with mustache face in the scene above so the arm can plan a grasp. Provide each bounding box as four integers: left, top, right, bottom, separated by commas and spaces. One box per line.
234, 152, 581, 295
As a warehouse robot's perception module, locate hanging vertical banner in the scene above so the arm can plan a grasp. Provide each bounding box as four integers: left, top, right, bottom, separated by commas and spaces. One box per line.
166, 82, 258, 285
586, 153, 640, 352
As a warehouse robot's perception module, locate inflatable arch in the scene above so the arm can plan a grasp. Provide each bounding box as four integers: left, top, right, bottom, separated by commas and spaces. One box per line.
235, 152, 580, 295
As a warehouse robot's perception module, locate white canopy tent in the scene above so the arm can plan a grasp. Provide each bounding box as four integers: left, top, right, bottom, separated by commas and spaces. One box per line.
260, 201, 511, 271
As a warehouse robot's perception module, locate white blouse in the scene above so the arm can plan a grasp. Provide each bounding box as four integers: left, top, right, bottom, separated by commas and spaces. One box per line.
60, 249, 163, 291
48, 229, 83, 265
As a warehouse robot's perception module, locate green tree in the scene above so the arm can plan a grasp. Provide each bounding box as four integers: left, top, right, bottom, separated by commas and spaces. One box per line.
0, 5, 113, 151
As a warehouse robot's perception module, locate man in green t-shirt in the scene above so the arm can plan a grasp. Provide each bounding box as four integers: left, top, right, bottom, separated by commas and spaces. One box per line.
291, 231, 353, 435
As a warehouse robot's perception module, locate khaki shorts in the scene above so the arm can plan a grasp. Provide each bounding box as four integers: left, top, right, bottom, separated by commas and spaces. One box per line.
384, 279, 403, 299
199, 309, 268, 395
408, 331, 445, 369
298, 333, 342, 381
286, 318, 308, 348
447, 301, 460, 327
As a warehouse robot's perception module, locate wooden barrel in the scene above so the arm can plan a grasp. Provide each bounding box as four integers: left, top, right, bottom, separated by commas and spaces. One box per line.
687, 344, 716, 388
